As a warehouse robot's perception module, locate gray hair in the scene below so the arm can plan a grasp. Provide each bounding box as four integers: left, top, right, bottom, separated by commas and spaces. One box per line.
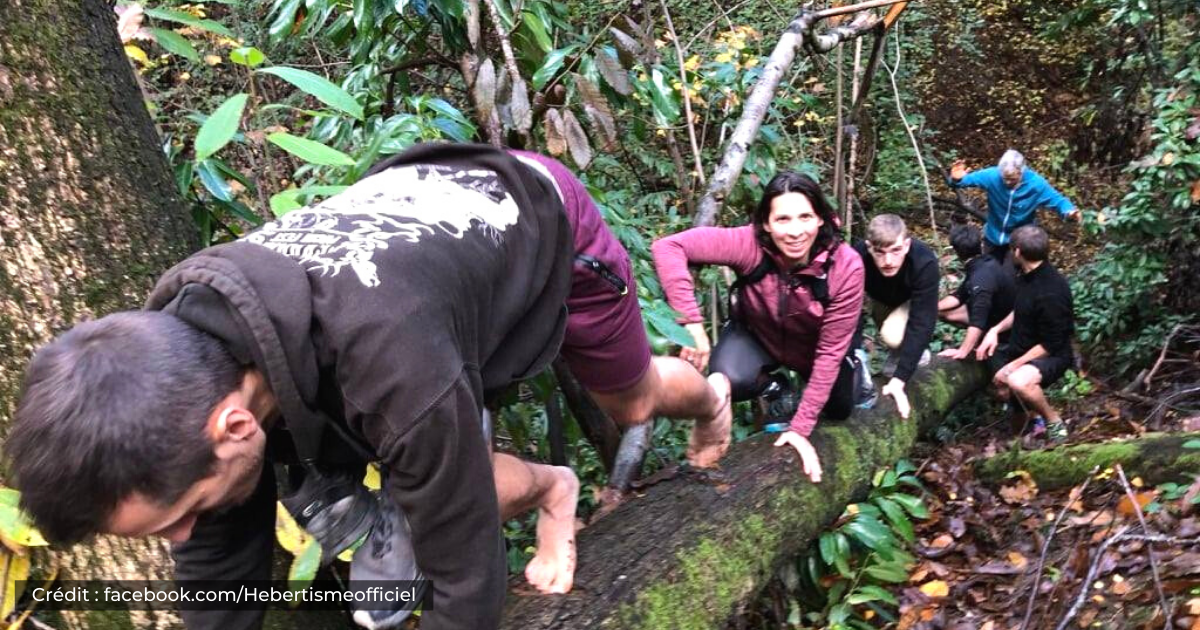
998, 149, 1025, 176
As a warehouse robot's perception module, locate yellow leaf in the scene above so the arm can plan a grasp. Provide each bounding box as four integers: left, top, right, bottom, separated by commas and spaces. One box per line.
846, 503, 860, 516
124, 44, 150, 65
919, 580, 949, 598
0, 549, 30, 619
363, 464, 381, 491
205, 55, 223, 66
1162, 152, 1175, 165
1131, 476, 1144, 488
275, 502, 312, 556
1007, 551, 1027, 569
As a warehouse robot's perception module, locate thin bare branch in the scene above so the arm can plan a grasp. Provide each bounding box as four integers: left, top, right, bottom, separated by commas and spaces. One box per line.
1115, 464, 1172, 628
1020, 468, 1098, 630
660, 0, 705, 186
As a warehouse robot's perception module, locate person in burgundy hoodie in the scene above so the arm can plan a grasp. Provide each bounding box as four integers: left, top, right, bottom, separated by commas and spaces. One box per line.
652, 172, 865, 483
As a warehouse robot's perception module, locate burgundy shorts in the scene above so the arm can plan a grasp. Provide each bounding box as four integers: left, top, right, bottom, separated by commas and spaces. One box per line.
510, 151, 652, 394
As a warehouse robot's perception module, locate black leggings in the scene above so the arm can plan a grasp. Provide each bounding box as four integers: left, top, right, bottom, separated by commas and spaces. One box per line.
710, 322, 857, 421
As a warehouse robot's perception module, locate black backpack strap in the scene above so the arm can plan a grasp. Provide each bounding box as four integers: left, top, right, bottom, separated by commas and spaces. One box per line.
807, 248, 837, 307
727, 255, 776, 321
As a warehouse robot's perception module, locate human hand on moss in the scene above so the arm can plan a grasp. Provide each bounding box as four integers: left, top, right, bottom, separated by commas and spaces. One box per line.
774, 431, 822, 483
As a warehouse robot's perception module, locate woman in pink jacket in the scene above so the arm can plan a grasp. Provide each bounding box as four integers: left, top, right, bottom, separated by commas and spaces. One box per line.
651, 172, 866, 483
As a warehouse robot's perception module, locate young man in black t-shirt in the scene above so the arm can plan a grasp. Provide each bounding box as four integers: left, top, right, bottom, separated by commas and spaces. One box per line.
976, 225, 1075, 441
938, 223, 1016, 360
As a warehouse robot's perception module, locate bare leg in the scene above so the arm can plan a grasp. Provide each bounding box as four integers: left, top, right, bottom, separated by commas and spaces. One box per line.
939, 304, 969, 326
588, 356, 732, 467
493, 453, 579, 594
1007, 365, 1061, 423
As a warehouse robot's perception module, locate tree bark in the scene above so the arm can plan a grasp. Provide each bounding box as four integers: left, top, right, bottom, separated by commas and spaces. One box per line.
0, 2, 198, 627
975, 432, 1200, 491
2, 5, 347, 629
500, 359, 987, 630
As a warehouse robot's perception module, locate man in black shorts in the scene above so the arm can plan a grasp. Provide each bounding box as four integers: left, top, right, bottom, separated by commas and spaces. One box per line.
975, 225, 1075, 441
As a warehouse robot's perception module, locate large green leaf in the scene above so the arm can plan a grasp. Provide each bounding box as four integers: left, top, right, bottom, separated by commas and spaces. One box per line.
267, 132, 356, 167
268, 0, 303, 41
194, 93, 247, 161
196, 159, 233, 202
847, 585, 898, 606
648, 67, 681, 126
862, 562, 910, 583
642, 302, 695, 348
258, 67, 363, 120
144, 7, 234, 37
148, 28, 199, 63
531, 45, 580, 91
874, 496, 914, 543
890, 493, 930, 519
521, 9, 553, 53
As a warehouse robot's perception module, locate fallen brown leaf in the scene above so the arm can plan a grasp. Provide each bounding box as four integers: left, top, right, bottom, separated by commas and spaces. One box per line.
1117, 490, 1158, 516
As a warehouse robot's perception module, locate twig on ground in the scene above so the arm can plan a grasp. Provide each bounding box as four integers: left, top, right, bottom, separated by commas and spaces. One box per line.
1054, 525, 1131, 630
1146, 324, 1184, 386
1115, 464, 1172, 627
1020, 467, 1099, 630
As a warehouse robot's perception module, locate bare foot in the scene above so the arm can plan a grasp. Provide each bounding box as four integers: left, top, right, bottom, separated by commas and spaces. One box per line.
687, 373, 732, 468
524, 466, 579, 595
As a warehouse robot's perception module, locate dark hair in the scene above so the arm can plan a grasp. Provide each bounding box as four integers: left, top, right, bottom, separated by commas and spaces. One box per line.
753, 171, 839, 256
6, 312, 242, 544
949, 223, 983, 260
1011, 224, 1049, 262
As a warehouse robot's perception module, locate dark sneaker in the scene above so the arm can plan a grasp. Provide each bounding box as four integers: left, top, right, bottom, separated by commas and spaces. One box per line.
280, 467, 378, 565
1046, 420, 1069, 444
349, 484, 427, 630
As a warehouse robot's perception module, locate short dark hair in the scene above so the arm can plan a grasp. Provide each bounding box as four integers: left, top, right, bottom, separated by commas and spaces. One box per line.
1011, 225, 1050, 262
949, 223, 983, 260
6, 312, 242, 544
753, 172, 840, 255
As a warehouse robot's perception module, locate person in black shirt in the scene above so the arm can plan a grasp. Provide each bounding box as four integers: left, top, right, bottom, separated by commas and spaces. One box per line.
853, 214, 940, 419
976, 225, 1075, 441
938, 223, 1016, 360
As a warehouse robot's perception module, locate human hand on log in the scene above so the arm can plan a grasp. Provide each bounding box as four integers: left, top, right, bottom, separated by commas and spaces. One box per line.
774, 431, 822, 483
939, 346, 971, 360
976, 329, 1000, 361
682, 323, 711, 371
881, 378, 911, 419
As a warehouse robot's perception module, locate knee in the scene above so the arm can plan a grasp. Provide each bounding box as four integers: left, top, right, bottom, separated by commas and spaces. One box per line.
1008, 371, 1040, 396
602, 390, 657, 426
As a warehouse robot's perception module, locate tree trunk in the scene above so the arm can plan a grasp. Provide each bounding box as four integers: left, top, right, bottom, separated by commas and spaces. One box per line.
975, 432, 1200, 491
1, 2, 199, 627
500, 359, 987, 630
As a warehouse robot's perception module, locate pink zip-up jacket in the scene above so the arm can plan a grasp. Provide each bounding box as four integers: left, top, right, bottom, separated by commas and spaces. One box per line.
651, 225, 865, 436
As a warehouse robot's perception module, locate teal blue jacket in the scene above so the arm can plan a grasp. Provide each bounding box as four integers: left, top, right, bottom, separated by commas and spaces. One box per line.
951, 167, 1075, 245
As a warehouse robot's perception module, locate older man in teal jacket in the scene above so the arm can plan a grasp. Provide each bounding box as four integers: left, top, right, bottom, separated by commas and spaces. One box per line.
950, 149, 1081, 264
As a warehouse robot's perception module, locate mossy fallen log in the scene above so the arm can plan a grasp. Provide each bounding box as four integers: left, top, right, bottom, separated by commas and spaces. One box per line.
975, 431, 1200, 491
500, 358, 987, 630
